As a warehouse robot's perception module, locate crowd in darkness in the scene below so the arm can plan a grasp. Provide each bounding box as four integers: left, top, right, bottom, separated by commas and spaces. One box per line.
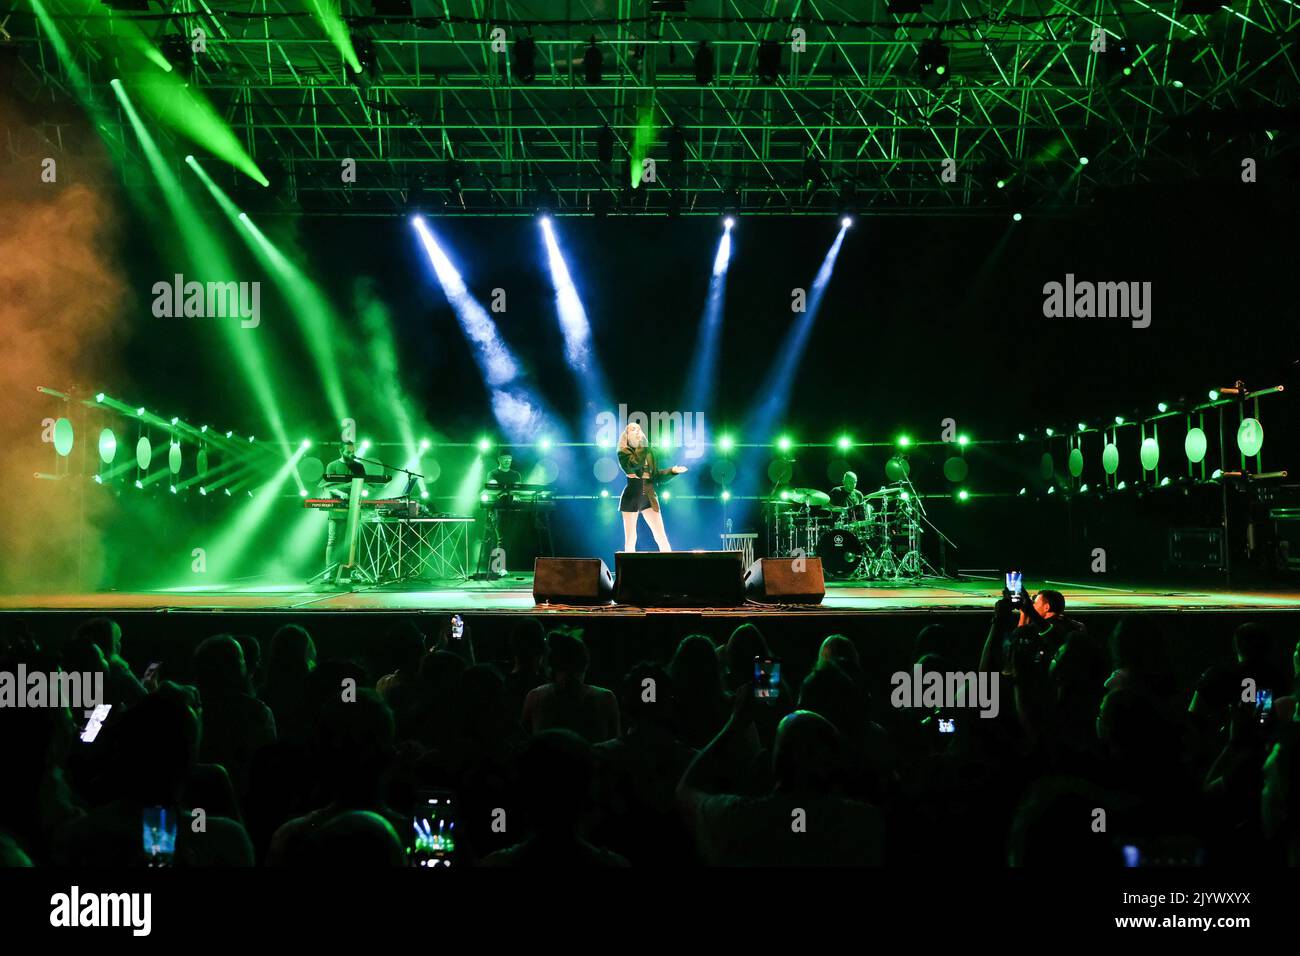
1, 598, 1298, 867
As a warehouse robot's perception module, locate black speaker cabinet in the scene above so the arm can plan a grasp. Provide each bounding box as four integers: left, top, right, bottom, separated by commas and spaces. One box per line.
533, 557, 614, 605
614, 551, 745, 607
744, 557, 826, 604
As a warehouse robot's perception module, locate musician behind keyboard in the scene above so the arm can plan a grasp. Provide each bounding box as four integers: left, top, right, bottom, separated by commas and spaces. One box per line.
320, 439, 377, 576
485, 453, 522, 491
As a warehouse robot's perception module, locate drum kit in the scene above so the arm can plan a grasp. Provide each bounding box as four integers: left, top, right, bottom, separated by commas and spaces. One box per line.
767, 483, 934, 580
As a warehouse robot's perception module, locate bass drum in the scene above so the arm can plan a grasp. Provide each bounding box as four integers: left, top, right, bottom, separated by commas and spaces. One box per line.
815, 527, 863, 578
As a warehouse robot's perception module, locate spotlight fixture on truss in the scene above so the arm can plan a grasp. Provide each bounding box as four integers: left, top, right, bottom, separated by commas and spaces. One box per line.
694, 40, 714, 84
513, 36, 538, 84
918, 38, 949, 85
583, 39, 603, 84
756, 40, 782, 83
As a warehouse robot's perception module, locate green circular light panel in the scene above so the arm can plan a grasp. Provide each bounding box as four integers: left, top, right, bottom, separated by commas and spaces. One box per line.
1237, 418, 1264, 457
1185, 427, 1207, 463
136, 437, 152, 470
53, 418, 75, 457
1140, 437, 1159, 471
98, 428, 117, 464
1102, 443, 1119, 475
1067, 448, 1083, 478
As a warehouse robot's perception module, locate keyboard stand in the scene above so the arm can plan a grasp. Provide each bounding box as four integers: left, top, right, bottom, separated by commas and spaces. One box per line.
308, 476, 377, 588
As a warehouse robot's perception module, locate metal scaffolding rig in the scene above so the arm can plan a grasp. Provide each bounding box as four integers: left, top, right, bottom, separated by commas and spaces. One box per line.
7, 0, 1299, 216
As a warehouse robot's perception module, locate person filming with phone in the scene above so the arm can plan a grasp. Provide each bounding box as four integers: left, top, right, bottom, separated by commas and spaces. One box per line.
979, 577, 1081, 678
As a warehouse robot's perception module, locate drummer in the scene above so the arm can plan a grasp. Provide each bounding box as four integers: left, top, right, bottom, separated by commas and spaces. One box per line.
829, 470, 869, 523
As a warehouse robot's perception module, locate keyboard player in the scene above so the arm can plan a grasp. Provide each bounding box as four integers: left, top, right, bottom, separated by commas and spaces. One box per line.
320, 440, 373, 576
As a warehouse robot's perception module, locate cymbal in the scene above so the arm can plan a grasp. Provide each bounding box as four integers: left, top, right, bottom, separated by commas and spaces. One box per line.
786, 487, 831, 507
863, 486, 904, 499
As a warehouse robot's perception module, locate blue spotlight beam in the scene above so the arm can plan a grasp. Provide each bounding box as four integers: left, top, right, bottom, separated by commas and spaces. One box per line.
683, 220, 733, 419
410, 216, 560, 443
737, 224, 849, 505
538, 216, 612, 431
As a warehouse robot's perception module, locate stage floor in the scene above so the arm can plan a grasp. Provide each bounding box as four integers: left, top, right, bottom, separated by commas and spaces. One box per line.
2, 576, 1297, 617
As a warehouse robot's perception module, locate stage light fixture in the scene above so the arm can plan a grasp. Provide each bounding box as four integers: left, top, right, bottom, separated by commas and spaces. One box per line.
837, 435, 852, 451
137, 407, 145, 416
350, 33, 376, 82
720, 490, 731, 502
723, 215, 735, 229
918, 39, 949, 84
776, 435, 793, 452
1208, 389, 1219, 401
1079, 156, 1090, 166
668, 126, 686, 165
958, 435, 970, 446
600, 489, 610, 498
694, 41, 715, 84
300, 439, 312, 449
1017, 433, 1026, 441
841, 215, 854, 229
597, 124, 614, 166
538, 437, 553, 451
1098, 36, 1136, 78
171, 416, 179, 425
1114, 416, 1125, 425
1157, 402, 1169, 413
1078, 423, 1087, 432
897, 435, 911, 447
420, 439, 431, 450
957, 489, 969, 501
477, 437, 493, 453
718, 434, 735, 452
756, 40, 782, 83
513, 37, 538, 83
1012, 212, 1023, 221
1045, 428, 1054, 437
298, 488, 308, 497
584, 39, 603, 84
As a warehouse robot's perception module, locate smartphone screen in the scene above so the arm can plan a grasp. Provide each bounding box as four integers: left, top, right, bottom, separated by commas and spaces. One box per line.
451, 615, 464, 641
411, 790, 456, 867
80, 703, 112, 744
753, 657, 782, 700
1005, 570, 1024, 602
142, 806, 177, 866
1256, 688, 1274, 724
141, 661, 162, 689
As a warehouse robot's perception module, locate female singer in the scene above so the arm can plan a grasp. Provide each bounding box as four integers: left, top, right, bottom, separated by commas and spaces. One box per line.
618, 422, 687, 552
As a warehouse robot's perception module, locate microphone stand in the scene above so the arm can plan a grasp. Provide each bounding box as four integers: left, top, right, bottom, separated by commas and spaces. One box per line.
353, 455, 425, 500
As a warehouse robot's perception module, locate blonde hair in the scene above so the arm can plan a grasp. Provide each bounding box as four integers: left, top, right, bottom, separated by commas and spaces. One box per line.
618, 423, 647, 457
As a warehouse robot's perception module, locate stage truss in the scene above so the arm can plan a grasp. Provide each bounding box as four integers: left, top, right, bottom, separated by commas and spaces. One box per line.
5, 0, 1299, 216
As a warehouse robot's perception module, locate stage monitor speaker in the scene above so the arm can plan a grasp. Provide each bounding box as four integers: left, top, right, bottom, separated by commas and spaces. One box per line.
533, 557, 614, 605
744, 557, 825, 604
614, 551, 745, 607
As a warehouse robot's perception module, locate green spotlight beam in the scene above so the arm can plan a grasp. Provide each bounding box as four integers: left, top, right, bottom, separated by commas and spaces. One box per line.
188, 158, 350, 425
306, 0, 362, 74
201, 443, 310, 581
110, 82, 289, 452
53, 0, 265, 184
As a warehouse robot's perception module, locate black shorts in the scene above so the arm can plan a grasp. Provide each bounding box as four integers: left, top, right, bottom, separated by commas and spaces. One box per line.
620, 478, 657, 513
